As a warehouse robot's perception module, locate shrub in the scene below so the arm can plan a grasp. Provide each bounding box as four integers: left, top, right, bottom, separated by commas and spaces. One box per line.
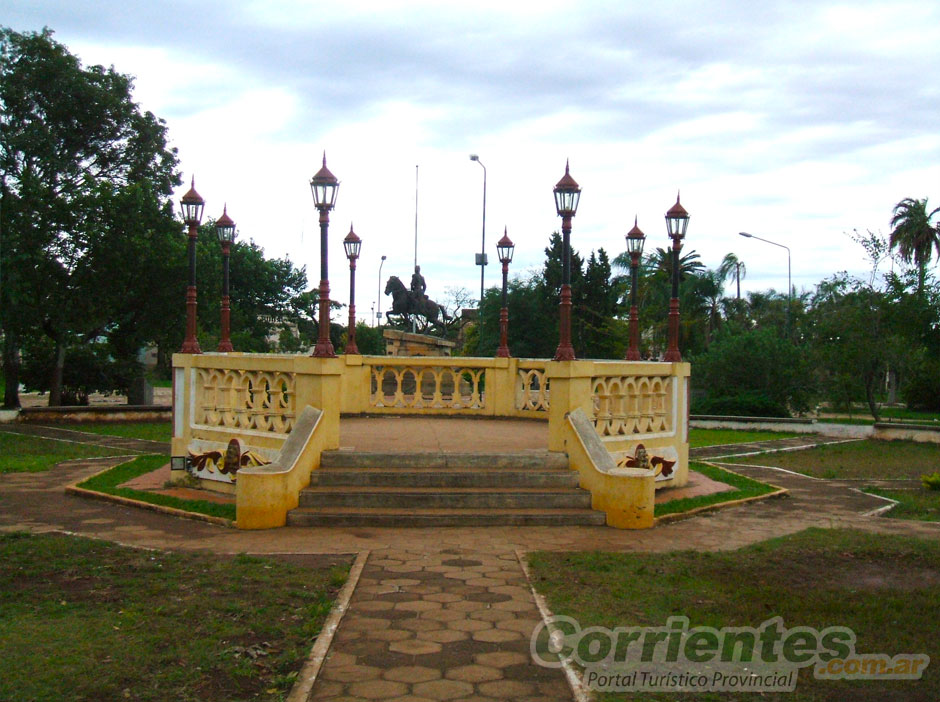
921, 473, 940, 491
692, 392, 790, 418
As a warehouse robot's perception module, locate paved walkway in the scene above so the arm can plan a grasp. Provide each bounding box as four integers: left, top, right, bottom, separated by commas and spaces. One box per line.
1, 421, 939, 701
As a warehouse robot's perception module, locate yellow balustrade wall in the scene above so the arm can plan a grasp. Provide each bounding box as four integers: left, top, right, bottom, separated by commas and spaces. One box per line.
172, 352, 690, 528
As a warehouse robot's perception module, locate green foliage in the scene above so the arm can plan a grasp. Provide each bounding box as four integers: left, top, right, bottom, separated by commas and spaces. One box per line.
348, 321, 385, 355
922, 473, 940, 491
692, 392, 790, 418
889, 197, 940, 294
902, 350, 940, 412
692, 328, 813, 415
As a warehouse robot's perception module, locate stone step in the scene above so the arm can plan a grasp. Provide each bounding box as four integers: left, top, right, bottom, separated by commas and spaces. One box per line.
286, 507, 608, 527
320, 451, 569, 471
309, 468, 580, 489
298, 486, 592, 510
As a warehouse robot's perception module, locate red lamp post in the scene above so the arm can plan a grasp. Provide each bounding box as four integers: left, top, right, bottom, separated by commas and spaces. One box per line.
215, 205, 236, 352
310, 154, 340, 358
179, 177, 205, 354
495, 228, 514, 358
552, 161, 581, 361
343, 224, 362, 354
625, 217, 646, 361
664, 193, 690, 362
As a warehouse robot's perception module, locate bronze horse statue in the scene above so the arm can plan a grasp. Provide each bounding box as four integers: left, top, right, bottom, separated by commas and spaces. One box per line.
384, 276, 451, 327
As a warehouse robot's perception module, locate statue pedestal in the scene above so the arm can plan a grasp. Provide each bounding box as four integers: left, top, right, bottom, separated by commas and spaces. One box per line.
383, 329, 455, 357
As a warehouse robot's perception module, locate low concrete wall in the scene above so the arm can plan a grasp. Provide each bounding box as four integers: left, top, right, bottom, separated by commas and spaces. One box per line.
17, 405, 172, 423
691, 415, 940, 444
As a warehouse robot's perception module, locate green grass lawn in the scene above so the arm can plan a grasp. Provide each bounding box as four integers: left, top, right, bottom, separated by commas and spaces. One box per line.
657, 462, 780, 518
68, 421, 172, 443
0, 532, 348, 701
689, 428, 797, 448
864, 487, 940, 522
78, 455, 236, 522
527, 528, 940, 701
722, 439, 939, 480
0, 432, 130, 473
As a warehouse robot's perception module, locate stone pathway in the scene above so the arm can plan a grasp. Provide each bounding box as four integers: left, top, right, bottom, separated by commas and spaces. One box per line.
1, 428, 939, 701
312, 548, 569, 701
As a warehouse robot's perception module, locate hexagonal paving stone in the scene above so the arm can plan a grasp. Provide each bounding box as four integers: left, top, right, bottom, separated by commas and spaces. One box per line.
472, 628, 523, 643
347, 679, 410, 699
418, 628, 469, 644
395, 600, 443, 612
477, 679, 536, 697
321, 664, 382, 683
389, 639, 442, 655
383, 665, 442, 683
412, 678, 476, 700
444, 664, 503, 683
446, 618, 492, 632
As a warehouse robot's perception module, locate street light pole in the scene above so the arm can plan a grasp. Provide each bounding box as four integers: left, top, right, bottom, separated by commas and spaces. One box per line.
552, 161, 581, 362
310, 153, 340, 358
215, 205, 236, 353
179, 177, 205, 354
739, 232, 791, 334
469, 154, 487, 305
344, 224, 362, 354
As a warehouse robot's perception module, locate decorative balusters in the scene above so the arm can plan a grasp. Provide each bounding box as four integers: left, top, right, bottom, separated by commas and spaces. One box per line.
516, 367, 549, 412
194, 367, 295, 435
591, 375, 671, 437
369, 364, 485, 410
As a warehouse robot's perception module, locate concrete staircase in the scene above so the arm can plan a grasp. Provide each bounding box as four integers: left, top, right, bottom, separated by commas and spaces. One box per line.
286, 451, 606, 527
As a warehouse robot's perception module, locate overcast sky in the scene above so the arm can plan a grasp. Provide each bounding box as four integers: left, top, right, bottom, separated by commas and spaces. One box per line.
6, 1, 940, 320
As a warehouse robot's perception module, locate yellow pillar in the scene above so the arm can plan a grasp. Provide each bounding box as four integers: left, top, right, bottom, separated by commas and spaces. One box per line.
485, 356, 516, 417
293, 356, 343, 450
546, 360, 595, 452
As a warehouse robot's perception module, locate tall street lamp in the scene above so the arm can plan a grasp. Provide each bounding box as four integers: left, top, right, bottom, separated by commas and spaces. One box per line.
215, 205, 236, 352
179, 177, 205, 354
552, 161, 581, 361
469, 154, 487, 305
343, 224, 362, 354
377, 254, 386, 326
739, 232, 791, 333
664, 193, 690, 363
495, 228, 514, 358
310, 153, 340, 358
625, 217, 646, 361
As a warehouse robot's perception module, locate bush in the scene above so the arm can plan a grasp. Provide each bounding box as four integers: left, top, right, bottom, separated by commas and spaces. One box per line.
902, 356, 940, 412
692, 392, 790, 418
922, 473, 940, 491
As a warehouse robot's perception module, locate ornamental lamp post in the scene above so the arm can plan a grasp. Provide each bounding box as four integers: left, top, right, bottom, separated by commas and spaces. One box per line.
179, 177, 205, 354
343, 224, 362, 354
215, 205, 237, 352
495, 227, 515, 358
309, 153, 340, 358
625, 216, 646, 361
664, 193, 690, 362
552, 161, 580, 361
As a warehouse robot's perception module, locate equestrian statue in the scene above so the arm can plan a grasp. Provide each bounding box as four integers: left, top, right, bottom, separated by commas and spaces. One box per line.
384, 266, 451, 330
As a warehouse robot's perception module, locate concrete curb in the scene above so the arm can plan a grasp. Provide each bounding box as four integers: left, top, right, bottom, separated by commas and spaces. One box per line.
654, 463, 788, 526
66, 460, 234, 528
515, 549, 591, 702
288, 550, 370, 702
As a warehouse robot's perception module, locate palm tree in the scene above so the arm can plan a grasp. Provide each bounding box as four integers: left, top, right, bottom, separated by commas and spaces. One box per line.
889, 197, 940, 294
717, 253, 746, 299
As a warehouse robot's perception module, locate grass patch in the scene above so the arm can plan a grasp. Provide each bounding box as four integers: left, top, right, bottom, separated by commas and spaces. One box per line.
0, 432, 129, 473
78, 455, 236, 522
864, 487, 940, 522
723, 439, 940, 480
656, 462, 779, 518
689, 428, 797, 448
68, 421, 171, 443
527, 528, 940, 701
0, 531, 348, 701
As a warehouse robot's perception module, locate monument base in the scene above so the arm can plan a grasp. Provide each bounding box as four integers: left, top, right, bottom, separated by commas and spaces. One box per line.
383, 329, 455, 357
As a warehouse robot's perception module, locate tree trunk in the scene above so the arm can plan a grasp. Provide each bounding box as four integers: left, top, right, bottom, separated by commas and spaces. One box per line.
2, 333, 21, 409
865, 368, 881, 422
49, 340, 66, 407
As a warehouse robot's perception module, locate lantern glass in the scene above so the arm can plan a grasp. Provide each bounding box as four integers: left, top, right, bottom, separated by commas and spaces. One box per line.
343, 232, 362, 259
626, 233, 645, 255
665, 195, 690, 240
310, 154, 340, 210
497, 241, 514, 263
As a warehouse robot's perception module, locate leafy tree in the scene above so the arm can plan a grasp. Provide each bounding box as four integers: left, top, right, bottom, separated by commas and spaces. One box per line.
890, 197, 940, 295
0, 27, 179, 406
